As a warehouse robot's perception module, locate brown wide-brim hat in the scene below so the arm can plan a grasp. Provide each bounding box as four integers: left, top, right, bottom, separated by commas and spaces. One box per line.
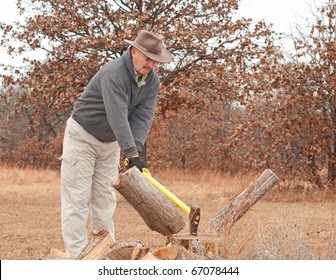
124, 30, 173, 63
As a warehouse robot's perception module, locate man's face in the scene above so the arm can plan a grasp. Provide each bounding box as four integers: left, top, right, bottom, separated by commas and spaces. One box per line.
131, 47, 157, 76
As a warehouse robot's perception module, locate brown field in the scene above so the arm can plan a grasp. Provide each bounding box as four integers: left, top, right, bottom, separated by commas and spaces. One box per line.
0, 165, 335, 260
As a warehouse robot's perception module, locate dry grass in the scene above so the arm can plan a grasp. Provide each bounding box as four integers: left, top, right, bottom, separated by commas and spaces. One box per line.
0, 165, 60, 185
0, 166, 335, 260
0, 165, 62, 259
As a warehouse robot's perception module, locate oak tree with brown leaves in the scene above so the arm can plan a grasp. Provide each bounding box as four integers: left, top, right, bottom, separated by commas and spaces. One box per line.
1, 0, 334, 189
226, 0, 336, 187
0, 0, 278, 168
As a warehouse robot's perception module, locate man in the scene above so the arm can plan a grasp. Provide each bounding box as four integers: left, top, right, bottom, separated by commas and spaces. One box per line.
60, 30, 172, 256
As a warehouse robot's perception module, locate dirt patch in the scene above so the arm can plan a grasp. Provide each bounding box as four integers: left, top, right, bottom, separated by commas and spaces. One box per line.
0, 167, 335, 260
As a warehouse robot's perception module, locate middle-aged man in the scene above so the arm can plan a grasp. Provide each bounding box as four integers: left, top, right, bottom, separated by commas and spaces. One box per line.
60, 30, 173, 256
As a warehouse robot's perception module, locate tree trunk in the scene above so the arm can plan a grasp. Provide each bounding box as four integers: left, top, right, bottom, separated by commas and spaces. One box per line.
113, 167, 186, 236
208, 169, 280, 234
328, 111, 336, 186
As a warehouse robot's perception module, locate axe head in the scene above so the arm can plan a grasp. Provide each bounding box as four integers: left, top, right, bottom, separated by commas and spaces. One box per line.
189, 204, 201, 236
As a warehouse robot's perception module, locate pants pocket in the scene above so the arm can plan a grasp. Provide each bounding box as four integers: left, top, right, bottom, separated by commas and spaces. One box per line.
60, 155, 79, 187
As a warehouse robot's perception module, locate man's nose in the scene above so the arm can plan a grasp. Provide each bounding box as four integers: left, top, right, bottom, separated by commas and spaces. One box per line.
147, 60, 157, 68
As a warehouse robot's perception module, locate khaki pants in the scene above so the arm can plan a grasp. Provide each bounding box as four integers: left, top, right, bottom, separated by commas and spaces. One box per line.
60, 117, 120, 256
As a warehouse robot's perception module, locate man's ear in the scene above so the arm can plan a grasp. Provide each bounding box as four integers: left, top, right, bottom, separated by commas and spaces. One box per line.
130, 46, 136, 57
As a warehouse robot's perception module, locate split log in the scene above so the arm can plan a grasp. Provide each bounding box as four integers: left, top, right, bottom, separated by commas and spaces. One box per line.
77, 230, 114, 260
106, 238, 149, 260
208, 169, 280, 234
42, 248, 75, 260
167, 234, 224, 259
173, 244, 205, 260
45, 230, 114, 260
113, 167, 186, 236
141, 244, 179, 260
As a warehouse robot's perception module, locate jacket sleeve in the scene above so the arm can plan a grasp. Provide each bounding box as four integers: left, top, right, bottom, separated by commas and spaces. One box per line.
100, 72, 138, 157
129, 80, 160, 153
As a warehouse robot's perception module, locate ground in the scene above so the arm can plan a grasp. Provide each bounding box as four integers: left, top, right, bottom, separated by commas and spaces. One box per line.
0, 166, 335, 260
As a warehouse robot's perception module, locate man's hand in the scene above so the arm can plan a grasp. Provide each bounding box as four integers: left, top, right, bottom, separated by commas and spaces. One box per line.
125, 156, 147, 172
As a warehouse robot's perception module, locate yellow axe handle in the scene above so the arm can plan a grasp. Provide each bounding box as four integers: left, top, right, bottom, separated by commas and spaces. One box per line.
142, 168, 191, 215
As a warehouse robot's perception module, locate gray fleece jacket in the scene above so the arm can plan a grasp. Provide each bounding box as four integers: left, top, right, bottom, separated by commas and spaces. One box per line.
72, 47, 160, 158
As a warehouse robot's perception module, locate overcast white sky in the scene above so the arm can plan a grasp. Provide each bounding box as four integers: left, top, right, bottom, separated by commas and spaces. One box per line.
236, 0, 319, 32
0, 0, 323, 70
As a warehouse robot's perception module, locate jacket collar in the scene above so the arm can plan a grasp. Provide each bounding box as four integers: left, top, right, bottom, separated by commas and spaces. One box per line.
123, 47, 151, 85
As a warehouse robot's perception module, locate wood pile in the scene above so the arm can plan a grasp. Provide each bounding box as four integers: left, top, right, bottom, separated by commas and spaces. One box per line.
43, 230, 208, 260
44, 168, 280, 260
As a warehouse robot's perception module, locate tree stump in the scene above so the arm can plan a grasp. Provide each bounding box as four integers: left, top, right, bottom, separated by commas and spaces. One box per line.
208, 169, 280, 234
113, 167, 186, 236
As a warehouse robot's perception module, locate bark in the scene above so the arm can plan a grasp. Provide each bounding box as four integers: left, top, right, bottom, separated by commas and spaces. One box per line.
208, 169, 280, 234
113, 167, 186, 236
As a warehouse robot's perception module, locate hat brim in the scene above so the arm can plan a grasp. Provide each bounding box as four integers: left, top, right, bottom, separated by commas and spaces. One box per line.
124, 39, 172, 63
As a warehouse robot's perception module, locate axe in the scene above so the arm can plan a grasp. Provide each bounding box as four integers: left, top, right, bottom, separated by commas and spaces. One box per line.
142, 168, 200, 236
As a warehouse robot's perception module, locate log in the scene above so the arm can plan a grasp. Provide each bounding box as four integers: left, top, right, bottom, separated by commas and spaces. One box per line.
108, 246, 149, 260
42, 248, 75, 260
106, 238, 149, 260
173, 245, 205, 260
141, 244, 179, 260
77, 230, 114, 260
113, 167, 186, 236
167, 234, 224, 259
208, 169, 280, 234
44, 230, 114, 260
